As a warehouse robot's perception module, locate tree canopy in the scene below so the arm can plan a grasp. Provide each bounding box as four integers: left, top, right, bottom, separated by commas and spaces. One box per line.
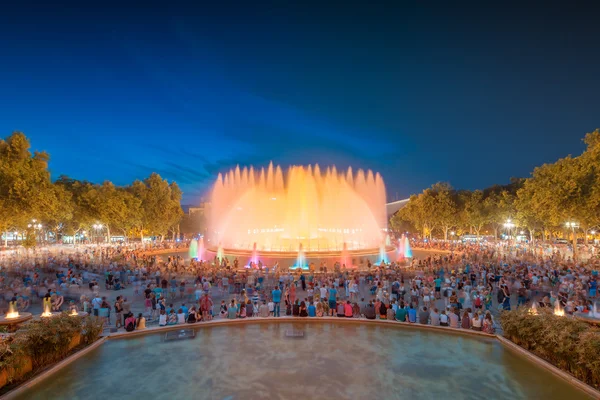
392, 129, 600, 242
0, 132, 184, 244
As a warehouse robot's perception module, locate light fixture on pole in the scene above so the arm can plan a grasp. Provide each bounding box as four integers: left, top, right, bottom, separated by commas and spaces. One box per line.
503, 219, 515, 243
565, 221, 579, 257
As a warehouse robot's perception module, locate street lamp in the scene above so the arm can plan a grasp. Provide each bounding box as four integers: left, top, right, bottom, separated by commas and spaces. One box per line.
450, 231, 455, 241
93, 223, 103, 244
503, 219, 515, 244
565, 222, 579, 257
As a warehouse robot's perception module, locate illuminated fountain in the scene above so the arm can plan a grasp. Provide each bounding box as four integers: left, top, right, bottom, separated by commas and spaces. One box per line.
341, 242, 350, 268
189, 238, 198, 259
554, 301, 565, 317
41, 303, 55, 318
404, 236, 413, 258
397, 235, 405, 261
207, 163, 391, 267
6, 302, 19, 319
0, 302, 33, 331
197, 237, 205, 261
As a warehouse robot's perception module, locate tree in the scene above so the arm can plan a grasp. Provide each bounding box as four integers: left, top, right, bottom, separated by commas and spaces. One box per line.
0, 132, 62, 244
429, 183, 458, 241
462, 190, 488, 236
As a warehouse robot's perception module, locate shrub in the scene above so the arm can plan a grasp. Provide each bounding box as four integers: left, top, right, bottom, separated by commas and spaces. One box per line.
500, 308, 600, 390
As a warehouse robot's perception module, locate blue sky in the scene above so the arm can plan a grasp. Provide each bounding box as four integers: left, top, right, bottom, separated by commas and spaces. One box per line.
0, 2, 598, 203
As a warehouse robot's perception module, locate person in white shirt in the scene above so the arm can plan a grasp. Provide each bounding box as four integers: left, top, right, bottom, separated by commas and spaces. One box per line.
268, 300, 274, 316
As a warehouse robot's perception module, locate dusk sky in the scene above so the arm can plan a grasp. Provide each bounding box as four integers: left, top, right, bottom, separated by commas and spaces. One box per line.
1, 2, 599, 203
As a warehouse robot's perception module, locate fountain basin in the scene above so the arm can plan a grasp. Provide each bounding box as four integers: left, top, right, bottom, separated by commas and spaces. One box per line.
9, 320, 594, 400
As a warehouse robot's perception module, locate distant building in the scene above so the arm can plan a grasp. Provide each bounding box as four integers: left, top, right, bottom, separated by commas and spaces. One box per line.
386, 199, 409, 218
182, 201, 211, 216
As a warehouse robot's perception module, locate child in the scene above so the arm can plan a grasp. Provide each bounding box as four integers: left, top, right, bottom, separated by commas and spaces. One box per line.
268, 299, 274, 316
219, 300, 227, 318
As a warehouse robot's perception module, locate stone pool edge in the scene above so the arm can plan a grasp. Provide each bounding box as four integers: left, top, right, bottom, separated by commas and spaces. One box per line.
2, 318, 599, 400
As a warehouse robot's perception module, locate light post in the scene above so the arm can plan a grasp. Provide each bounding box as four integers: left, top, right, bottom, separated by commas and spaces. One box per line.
27, 220, 43, 244
565, 221, 579, 258
450, 231, 455, 241
591, 230, 597, 245
93, 223, 103, 244
503, 219, 515, 245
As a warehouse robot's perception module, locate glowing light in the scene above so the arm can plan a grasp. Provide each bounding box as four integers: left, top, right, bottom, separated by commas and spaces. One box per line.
6, 311, 20, 319
209, 163, 387, 252
554, 302, 565, 317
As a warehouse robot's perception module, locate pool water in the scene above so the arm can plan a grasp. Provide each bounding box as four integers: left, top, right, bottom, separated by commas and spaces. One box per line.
15, 322, 591, 400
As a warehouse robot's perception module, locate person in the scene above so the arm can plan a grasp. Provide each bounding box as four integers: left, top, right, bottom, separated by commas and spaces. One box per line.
407, 304, 417, 323
259, 300, 270, 317
300, 301, 308, 317
483, 312, 495, 334
439, 310, 449, 326
334, 300, 344, 317
136, 313, 146, 330
177, 308, 186, 324
125, 313, 136, 332
449, 308, 459, 328
418, 306, 430, 324
379, 302, 388, 320
121, 297, 131, 326
92, 294, 102, 316
187, 307, 198, 323
328, 285, 338, 316
293, 300, 301, 316
158, 309, 167, 326
308, 302, 316, 317
316, 301, 324, 317
345, 301, 354, 318
471, 311, 482, 331
364, 301, 376, 320
430, 308, 440, 326
395, 303, 407, 322
227, 300, 238, 319
461, 310, 471, 329
386, 303, 395, 320
219, 300, 227, 318
272, 287, 282, 317
246, 300, 254, 318
114, 296, 123, 329
200, 293, 213, 321
167, 309, 177, 325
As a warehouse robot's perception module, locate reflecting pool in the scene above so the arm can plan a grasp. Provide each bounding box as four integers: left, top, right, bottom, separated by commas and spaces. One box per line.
15, 322, 591, 400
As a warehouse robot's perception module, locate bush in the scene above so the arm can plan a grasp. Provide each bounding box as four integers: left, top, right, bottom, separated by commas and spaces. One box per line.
0, 313, 104, 386
500, 308, 600, 390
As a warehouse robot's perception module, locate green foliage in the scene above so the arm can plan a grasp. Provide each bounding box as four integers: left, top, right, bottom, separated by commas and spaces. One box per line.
1, 132, 184, 243
81, 315, 105, 345
500, 308, 600, 389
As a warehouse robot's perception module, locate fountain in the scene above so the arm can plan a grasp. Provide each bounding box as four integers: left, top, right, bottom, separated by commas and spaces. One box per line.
554, 301, 565, 317
293, 243, 307, 270
41, 303, 55, 318
6, 301, 19, 319
529, 302, 538, 315
0, 301, 33, 331
404, 236, 412, 258
378, 240, 388, 264
341, 242, 350, 268
251, 242, 258, 265
189, 238, 198, 259
216, 243, 224, 261
397, 235, 405, 260
197, 237, 205, 261
207, 163, 390, 265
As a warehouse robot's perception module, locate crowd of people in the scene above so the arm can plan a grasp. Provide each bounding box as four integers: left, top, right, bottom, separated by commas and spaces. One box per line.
1, 238, 598, 336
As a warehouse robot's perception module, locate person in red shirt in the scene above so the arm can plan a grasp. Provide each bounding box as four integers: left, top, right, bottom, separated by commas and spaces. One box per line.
199, 293, 213, 321
344, 300, 353, 318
